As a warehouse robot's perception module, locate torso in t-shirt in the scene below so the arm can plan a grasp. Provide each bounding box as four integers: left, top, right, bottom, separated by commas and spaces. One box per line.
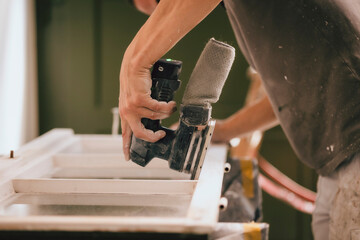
224, 0, 360, 175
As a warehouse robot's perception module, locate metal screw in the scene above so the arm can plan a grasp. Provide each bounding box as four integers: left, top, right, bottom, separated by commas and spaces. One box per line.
158, 66, 164, 72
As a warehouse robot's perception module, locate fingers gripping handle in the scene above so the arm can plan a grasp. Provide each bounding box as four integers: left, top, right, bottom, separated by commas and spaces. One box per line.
130, 59, 182, 167
142, 59, 182, 132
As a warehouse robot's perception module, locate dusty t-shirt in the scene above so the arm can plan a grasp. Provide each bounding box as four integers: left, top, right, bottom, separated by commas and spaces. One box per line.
224, 0, 360, 175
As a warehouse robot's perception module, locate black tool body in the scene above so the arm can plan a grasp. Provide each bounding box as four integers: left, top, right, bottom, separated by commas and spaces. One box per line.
130, 59, 191, 170
130, 38, 235, 178
141, 59, 182, 132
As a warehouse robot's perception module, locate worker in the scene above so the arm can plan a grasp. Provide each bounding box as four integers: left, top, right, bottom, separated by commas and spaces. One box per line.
119, 1, 360, 239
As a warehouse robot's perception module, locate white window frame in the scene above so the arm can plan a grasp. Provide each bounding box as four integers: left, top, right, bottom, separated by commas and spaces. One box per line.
0, 129, 227, 234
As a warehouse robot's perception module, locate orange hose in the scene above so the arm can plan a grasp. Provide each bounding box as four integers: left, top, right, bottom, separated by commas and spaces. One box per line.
258, 174, 315, 214
258, 154, 317, 203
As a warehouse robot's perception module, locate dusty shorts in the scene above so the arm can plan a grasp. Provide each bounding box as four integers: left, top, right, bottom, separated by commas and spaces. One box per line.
312, 153, 360, 240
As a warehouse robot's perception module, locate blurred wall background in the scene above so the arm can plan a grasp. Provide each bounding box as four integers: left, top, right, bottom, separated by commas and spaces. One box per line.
36, 1, 317, 239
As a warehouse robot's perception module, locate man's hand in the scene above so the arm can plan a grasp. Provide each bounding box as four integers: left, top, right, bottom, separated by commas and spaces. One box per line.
119, 47, 176, 161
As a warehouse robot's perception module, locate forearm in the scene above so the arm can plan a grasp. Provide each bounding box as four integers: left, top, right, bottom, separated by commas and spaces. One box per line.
215, 96, 279, 142
127, 0, 221, 69
119, 0, 221, 159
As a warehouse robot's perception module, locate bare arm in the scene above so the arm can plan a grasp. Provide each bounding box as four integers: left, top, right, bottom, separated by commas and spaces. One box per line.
119, 0, 222, 160
212, 95, 279, 143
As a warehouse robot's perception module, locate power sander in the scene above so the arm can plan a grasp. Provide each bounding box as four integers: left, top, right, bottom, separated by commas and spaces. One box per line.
130, 38, 235, 179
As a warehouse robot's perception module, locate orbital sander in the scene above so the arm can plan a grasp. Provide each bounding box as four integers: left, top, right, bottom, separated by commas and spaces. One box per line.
130, 38, 235, 179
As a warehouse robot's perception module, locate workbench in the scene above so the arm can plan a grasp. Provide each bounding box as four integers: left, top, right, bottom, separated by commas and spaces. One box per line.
0, 129, 268, 239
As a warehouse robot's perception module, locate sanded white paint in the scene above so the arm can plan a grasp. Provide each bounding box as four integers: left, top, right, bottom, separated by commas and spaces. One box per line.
52, 153, 190, 179
0, 216, 212, 234
12, 178, 196, 195
53, 153, 170, 168
8, 193, 192, 207
52, 167, 190, 179
187, 145, 227, 224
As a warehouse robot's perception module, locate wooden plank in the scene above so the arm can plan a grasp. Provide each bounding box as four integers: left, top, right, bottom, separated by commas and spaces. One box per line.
0, 216, 212, 234
187, 145, 227, 225
52, 168, 190, 180
67, 135, 123, 154
12, 179, 197, 195
52, 153, 190, 179
53, 154, 169, 168
8, 193, 192, 208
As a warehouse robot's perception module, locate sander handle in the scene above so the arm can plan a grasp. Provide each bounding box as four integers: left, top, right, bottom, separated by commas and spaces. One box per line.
130, 59, 182, 167
141, 59, 182, 132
